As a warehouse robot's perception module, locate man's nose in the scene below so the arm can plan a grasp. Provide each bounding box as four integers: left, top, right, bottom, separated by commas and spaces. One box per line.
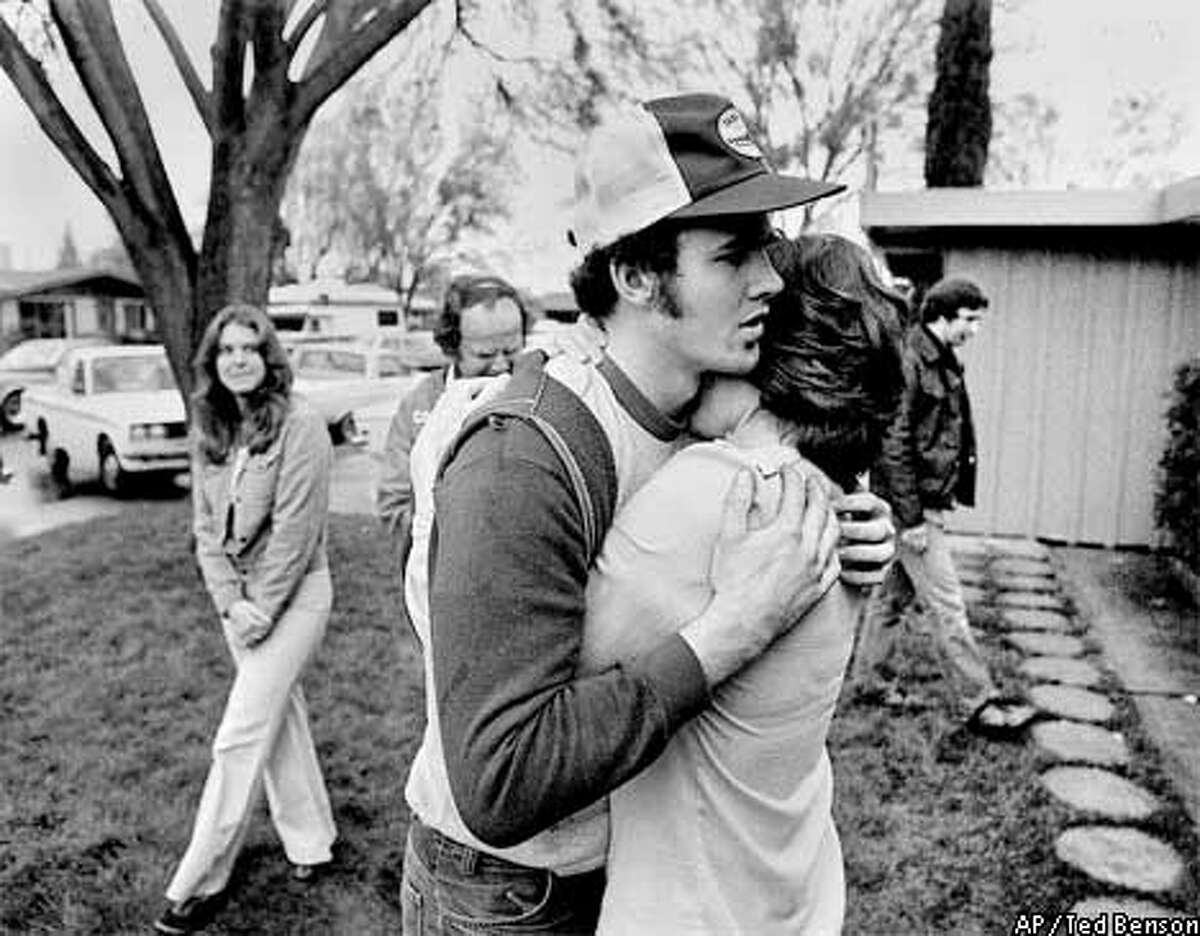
751, 249, 783, 300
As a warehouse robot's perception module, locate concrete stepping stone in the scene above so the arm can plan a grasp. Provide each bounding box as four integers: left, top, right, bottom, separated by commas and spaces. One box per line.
994, 574, 1060, 594
1003, 608, 1073, 632
1006, 632, 1086, 657
989, 538, 1050, 560
958, 567, 990, 587
1021, 656, 1103, 687
991, 556, 1055, 577
1068, 896, 1193, 921
1029, 684, 1115, 723
962, 584, 989, 605
996, 591, 1070, 612
1032, 720, 1130, 766
1040, 766, 1162, 820
1055, 825, 1184, 893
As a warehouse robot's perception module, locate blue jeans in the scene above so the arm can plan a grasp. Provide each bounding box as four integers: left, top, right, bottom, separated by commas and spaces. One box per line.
401, 819, 605, 935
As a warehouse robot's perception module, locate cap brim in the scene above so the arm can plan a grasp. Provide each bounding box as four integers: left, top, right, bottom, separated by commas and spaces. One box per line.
668, 174, 845, 221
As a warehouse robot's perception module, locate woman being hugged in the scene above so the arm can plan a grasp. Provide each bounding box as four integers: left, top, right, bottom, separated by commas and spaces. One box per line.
583, 233, 908, 935
155, 304, 337, 935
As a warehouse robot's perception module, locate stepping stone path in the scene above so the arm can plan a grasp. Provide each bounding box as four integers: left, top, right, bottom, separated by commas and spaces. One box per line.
1004, 608, 1074, 632
1040, 766, 1161, 820
947, 537, 1191, 914
1020, 655, 1103, 687
1006, 631, 1086, 657
1032, 720, 1130, 766
1029, 684, 1115, 723
1055, 826, 1184, 893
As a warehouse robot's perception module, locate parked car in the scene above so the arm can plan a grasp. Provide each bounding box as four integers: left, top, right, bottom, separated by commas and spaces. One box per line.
0, 335, 112, 432
22, 344, 189, 495
289, 342, 422, 448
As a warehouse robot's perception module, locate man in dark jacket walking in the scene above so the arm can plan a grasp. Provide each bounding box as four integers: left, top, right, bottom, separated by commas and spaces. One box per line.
852, 277, 1035, 738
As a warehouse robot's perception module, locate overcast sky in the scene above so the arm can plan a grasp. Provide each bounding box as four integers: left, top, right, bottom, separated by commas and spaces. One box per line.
0, 0, 1197, 289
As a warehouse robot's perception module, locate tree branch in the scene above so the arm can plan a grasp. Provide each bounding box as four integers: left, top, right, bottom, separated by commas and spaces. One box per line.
211, 0, 251, 132
49, 0, 191, 234
293, 0, 435, 123
141, 0, 212, 132
285, 0, 327, 57
0, 13, 123, 207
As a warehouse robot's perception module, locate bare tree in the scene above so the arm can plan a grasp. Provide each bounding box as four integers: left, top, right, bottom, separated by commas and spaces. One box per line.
0, 0, 436, 394
671, 0, 939, 189
282, 18, 515, 307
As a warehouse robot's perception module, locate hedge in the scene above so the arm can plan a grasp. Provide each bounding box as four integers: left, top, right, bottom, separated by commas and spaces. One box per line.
1156, 356, 1200, 573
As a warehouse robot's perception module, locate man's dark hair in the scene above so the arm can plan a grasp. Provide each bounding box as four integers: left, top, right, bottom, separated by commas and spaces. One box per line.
920, 277, 989, 324
569, 218, 684, 321
434, 274, 529, 356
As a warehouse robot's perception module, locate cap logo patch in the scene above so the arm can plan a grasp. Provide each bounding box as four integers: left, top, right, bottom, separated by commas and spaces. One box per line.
716, 107, 763, 159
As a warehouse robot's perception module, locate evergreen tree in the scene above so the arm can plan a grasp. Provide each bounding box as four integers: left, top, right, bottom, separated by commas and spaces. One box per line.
56, 225, 79, 268
924, 0, 992, 187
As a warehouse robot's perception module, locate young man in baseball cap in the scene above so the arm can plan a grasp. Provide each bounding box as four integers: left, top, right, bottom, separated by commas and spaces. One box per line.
399, 92, 896, 933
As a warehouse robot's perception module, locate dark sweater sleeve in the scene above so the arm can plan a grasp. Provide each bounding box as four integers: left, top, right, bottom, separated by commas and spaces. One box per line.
429, 416, 710, 848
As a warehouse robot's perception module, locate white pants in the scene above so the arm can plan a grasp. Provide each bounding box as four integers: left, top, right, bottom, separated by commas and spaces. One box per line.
166, 568, 337, 901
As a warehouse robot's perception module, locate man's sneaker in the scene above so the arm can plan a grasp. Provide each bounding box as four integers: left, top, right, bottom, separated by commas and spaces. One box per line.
152, 893, 222, 934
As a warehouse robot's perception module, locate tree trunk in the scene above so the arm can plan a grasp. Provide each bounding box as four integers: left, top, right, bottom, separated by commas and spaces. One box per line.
924, 0, 992, 187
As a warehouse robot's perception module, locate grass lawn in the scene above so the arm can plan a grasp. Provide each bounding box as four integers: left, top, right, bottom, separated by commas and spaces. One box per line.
2, 501, 1197, 934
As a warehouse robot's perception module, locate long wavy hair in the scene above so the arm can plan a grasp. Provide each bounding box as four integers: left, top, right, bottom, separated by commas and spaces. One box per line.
757, 233, 908, 491
191, 303, 292, 464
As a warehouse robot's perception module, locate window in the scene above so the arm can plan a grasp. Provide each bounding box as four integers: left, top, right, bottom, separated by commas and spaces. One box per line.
18, 300, 66, 338
377, 309, 400, 327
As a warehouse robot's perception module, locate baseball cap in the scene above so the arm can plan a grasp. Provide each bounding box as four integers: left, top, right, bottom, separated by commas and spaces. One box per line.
569, 93, 845, 253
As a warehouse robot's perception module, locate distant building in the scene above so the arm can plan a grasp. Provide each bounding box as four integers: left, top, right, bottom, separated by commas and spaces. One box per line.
0, 266, 148, 342
862, 177, 1200, 548
268, 280, 407, 335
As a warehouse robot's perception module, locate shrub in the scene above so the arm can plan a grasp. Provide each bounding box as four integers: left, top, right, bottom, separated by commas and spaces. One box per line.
1156, 356, 1200, 572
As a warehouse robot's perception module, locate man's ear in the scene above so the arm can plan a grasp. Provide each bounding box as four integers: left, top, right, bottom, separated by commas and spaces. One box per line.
610, 259, 658, 307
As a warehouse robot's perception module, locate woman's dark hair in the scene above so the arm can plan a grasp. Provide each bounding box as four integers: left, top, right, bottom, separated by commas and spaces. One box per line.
569, 218, 684, 321
191, 303, 292, 464
757, 234, 909, 491
434, 274, 529, 356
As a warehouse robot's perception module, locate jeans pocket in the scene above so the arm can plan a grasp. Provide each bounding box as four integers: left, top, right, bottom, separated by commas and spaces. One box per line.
441, 866, 557, 930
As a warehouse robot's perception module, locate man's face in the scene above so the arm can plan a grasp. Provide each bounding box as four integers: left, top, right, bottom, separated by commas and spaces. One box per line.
944, 305, 985, 347
456, 297, 524, 377
652, 216, 782, 379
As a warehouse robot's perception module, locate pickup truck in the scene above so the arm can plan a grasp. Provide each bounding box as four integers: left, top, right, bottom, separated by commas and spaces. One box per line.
23, 344, 190, 495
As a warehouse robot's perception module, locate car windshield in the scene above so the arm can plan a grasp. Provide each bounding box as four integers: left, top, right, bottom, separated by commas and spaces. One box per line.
91, 355, 177, 393
0, 340, 65, 370
294, 349, 367, 378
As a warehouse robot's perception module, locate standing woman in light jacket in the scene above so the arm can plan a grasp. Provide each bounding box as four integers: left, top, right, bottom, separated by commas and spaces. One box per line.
155, 304, 337, 936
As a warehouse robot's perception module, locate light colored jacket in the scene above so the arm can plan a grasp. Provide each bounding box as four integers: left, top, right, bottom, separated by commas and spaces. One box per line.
193, 395, 332, 623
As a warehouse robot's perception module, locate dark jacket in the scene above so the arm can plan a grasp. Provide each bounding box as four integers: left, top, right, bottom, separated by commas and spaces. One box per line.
872, 324, 977, 528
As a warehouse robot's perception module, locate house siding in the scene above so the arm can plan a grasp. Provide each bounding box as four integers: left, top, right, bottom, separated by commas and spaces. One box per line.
943, 245, 1200, 547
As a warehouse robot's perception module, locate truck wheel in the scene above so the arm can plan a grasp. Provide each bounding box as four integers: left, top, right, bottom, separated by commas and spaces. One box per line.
50, 447, 71, 493
0, 390, 20, 432
98, 441, 126, 496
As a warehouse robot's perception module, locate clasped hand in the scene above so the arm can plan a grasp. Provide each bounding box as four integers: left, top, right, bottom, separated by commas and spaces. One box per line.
226, 599, 272, 647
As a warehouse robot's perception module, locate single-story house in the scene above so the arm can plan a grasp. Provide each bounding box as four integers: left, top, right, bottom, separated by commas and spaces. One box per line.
861, 178, 1200, 548
0, 266, 150, 343
268, 280, 415, 334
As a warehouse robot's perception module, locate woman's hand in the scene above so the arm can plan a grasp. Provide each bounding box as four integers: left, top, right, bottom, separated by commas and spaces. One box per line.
227, 599, 273, 647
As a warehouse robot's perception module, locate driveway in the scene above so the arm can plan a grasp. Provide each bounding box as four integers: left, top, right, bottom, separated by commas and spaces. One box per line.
0, 430, 381, 543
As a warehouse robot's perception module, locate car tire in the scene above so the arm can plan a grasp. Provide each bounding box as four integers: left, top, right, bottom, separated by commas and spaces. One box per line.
98, 440, 126, 497
0, 389, 21, 433
49, 446, 71, 493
